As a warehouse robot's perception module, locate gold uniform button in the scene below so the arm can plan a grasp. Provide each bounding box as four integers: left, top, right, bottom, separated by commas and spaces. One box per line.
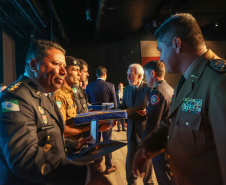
41, 163, 51, 175
47, 136, 50, 141
170, 171, 174, 176
65, 148, 68, 153
168, 154, 170, 159
43, 144, 51, 152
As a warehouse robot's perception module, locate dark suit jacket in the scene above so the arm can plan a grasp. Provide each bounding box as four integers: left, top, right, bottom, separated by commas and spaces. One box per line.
86, 79, 117, 109
0, 76, 87, 185
120, 81, 151, 141
141, 50, 226, 185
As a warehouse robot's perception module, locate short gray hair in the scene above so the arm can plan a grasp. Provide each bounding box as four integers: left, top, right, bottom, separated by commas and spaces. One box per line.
128, 63, 144, 79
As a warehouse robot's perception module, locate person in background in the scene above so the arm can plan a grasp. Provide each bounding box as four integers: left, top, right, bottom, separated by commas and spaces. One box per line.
86, 66, 117, 174
72, 59, 89, 114
132, 13, 226, 185
119, 63, 153, 185
0, 40, 111, 185
136, 60, 175, 185
81, 78, 88, 90
116, 82, 126, 132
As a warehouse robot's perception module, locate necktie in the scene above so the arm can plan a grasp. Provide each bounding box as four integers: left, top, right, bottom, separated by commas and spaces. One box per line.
176, 75, 185, 96
132, 87, 138, 106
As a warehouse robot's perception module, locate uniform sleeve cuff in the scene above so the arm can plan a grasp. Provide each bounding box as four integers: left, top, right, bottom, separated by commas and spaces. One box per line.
85, 165, 90, 185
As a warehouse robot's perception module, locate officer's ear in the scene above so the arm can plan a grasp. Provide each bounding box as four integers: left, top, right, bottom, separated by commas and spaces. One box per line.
30, 59, 38, 72
151, 70, 156, 78
173, 37, 182, 54
138, 73, 143, 80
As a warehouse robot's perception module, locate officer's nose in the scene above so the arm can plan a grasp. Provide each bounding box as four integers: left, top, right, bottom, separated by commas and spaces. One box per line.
60, 65, 67, 76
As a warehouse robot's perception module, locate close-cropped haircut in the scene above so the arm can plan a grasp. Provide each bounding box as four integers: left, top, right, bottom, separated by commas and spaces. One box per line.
96, 66, 107, 77
154, 13, 205, 50
25, 40, 65, 64
144, 60, 165, 77
25, 40, 65, 72
78, 59, 88, 70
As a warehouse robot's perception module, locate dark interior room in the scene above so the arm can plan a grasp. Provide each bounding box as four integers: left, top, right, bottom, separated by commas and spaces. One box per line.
1, 0, 226, 88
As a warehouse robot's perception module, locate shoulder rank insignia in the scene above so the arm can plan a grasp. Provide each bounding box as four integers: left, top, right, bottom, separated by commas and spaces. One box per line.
7, 82, 22, 92
209, 60, 226, 72
1, 100, 20, 113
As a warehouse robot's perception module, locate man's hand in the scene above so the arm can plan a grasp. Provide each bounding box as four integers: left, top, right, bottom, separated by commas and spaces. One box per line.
132, 147, 166, 177
76, 136, 92, 149
98, 122, 112, 132
132, 147, 150, 178
136, 109, 147, 116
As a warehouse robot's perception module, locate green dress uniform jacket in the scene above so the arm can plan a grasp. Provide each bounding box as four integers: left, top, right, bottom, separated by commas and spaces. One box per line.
71, 84, 89, 114
142, 50, 226, 185
0, 76, 87, 185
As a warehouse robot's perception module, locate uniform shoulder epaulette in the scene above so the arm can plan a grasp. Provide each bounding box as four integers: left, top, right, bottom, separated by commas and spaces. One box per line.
4, 81, 23, 93
209, 59, 226, 72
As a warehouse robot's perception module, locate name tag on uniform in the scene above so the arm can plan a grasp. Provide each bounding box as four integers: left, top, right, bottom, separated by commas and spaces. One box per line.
38, 125, 54, 131
182, 98, 203, 114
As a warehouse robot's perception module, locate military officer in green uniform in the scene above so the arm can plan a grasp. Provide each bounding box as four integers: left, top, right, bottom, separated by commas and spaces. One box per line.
71, 59, 89, 114
0, 40, 111, 185
132, 13, 226, 185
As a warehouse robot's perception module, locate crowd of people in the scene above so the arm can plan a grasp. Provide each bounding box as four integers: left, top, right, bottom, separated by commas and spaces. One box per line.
0, 12, 226, 185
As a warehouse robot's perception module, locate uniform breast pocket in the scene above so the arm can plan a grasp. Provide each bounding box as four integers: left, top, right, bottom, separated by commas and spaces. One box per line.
66, 106, 76, 118
176, 112, 205, 145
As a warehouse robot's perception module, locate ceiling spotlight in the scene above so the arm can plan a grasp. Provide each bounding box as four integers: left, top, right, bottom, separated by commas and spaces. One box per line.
85, 1, 92, 21
85, 9, 92, 21
215, 23, 219, 27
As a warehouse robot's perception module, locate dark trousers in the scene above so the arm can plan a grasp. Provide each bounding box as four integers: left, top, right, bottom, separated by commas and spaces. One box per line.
95, 122, 113, 169
126, 130, 153, 185
117, 119, 125, 130
152, 152, 176, 185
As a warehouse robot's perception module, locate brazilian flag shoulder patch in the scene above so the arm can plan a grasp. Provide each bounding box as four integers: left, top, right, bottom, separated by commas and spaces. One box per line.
1, 100, 20, 113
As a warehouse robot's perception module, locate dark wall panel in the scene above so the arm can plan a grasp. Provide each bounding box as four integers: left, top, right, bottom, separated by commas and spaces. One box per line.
0, 24, 3, 84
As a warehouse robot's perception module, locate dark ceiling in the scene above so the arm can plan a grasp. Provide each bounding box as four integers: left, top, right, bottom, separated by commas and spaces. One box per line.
1, 0, 226, 46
